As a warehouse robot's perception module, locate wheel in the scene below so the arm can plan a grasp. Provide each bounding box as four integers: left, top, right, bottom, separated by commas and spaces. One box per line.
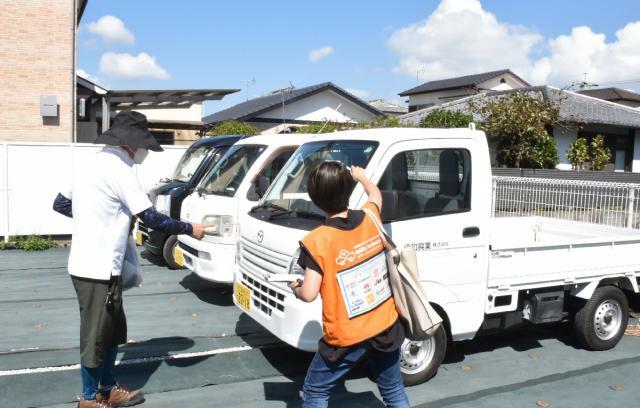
400, 324, 447, 386
574, 286, 628, 351
162, 235, 184, 270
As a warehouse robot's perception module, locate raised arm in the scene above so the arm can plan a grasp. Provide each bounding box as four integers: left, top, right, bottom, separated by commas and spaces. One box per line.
137, 207, 206, 239
53, 193, 73, 218
350, 166, 382, 211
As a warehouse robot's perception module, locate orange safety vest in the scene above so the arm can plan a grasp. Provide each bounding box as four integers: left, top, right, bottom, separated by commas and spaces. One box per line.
301, 203, 398, 347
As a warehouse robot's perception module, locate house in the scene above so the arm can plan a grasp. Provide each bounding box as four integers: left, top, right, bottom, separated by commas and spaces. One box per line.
398, 69, 530, 112
76, 75, 238, 145
368, 99, 408, 116
400, 86, 640, 172
203, 82, 385, 134
578, 88, 640, 110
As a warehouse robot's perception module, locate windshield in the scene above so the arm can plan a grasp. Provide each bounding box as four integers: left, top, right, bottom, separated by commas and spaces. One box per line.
172, 145, 215, 182
197, 144, 266, 196
260, 140, 378, 217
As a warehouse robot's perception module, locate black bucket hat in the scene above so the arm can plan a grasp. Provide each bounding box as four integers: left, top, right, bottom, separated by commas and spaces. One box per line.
95, 110, 163, 152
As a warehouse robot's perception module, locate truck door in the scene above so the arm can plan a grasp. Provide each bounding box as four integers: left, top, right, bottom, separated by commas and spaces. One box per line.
369, 138, 490, 340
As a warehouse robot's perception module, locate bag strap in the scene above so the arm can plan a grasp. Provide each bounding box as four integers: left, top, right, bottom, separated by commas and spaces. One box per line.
363, 207, 397, 251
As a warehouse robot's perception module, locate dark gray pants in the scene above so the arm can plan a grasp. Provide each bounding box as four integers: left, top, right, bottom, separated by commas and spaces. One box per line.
71, 275, 127, 368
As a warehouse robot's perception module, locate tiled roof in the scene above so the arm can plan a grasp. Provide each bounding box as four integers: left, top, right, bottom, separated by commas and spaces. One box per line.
400, 86, 640, 128
398, 69, 530, 96
578, 87, 640, 103
203, 82, 384, 125
368, 99, 408, 114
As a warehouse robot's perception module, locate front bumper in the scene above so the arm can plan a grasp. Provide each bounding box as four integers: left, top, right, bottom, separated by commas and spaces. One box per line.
177, 235, 235, 283
233, 266, 323, 351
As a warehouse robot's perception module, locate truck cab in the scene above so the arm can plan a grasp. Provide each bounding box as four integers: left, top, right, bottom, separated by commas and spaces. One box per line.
177, 133, 312, 283
139, 135, 242, 268
233, 127, 640, 385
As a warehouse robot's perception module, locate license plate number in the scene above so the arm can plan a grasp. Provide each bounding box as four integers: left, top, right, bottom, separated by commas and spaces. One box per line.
174, 246, 185, 267
135, 231, 143, 246
235, 282, 251, 312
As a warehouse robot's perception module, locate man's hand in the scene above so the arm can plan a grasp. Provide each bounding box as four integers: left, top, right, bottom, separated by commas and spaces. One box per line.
351, 166, 366, 183
190, 223, 207, 239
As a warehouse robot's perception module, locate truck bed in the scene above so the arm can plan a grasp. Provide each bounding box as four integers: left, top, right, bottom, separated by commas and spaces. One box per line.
488, 217, 640, 291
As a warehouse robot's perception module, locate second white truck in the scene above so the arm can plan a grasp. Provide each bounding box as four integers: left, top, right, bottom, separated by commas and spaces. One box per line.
233, 127, 640, 385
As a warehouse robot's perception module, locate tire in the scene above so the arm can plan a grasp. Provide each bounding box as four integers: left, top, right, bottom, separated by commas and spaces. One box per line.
574, 286, 629, 351
400, 325, 447, 386
162, 235, 184, 270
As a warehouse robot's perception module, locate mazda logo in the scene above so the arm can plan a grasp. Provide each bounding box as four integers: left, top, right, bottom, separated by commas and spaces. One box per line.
257, 230, 264, 243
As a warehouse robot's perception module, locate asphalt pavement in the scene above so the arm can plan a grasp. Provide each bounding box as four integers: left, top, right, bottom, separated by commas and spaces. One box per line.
1, 247, 639, 408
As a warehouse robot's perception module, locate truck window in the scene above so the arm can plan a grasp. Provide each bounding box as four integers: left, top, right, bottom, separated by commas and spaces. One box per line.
246, 147, 297, 200
197, 144, 266, 197
377, 148, 471, 220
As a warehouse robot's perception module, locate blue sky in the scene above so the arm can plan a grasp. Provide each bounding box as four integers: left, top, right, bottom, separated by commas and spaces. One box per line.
78, 0, 640, 116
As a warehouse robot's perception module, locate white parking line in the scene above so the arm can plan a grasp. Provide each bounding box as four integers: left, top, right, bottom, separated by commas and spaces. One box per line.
0, 345, 253, 377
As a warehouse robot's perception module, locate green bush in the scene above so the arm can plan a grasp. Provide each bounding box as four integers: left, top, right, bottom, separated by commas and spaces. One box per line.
567, 138, 589, 170
419, 109, 473, 129
295, 122, 339, 133
0, 235, 57, 251
590, 134, 612, 171
207, 120, 258, 136
356, 116, 406, 129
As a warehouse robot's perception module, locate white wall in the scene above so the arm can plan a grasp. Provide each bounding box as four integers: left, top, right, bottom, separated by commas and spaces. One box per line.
130, 103, 203, 122
555, 127, 577, 170
633, 129, 640, 173
0, 142, 187, 237
257, 90, 378, 124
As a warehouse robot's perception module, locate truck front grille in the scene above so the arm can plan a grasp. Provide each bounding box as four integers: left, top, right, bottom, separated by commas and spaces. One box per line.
241, 273, 286, 316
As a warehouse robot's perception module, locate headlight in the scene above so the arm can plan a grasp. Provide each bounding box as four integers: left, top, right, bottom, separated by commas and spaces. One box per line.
155, 195, 171, 216
202, 215, 234, 237
288, 248, 305, 275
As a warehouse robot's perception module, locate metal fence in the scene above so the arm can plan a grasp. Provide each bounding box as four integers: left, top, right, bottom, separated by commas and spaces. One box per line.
492, 176, 640, 229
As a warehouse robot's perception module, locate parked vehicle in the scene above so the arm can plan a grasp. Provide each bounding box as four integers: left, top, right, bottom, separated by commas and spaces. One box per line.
233, 127, 640, 385
139, 135, 242, 268
177, 133, 312, 283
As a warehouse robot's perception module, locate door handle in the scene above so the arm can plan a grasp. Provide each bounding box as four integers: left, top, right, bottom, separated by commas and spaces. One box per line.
462, 227, 480, 238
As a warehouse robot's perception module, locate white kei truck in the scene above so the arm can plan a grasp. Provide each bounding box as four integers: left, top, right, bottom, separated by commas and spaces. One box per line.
232, 127, 640, 385
177, 133, 312, 283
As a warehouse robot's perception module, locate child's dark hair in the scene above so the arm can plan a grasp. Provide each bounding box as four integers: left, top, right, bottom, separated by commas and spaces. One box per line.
308, 161, 354, 214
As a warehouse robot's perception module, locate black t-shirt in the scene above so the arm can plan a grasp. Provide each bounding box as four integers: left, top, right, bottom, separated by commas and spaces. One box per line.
297, 204, 405, 362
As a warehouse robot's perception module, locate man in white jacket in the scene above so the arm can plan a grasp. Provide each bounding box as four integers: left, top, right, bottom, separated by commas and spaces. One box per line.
54, 111, 207, 408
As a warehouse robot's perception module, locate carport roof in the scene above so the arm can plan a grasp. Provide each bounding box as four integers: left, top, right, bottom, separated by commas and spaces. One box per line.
400, 86, 640, 129
108, 88, 240, 109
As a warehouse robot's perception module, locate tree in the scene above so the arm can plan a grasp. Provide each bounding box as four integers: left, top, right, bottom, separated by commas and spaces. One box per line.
567, 138, 589, 170
469, 92, 561, 169
419, 109, 473, 128
295, 122, 339, 133
589, 134, 612, 171
207, 120, 258, 136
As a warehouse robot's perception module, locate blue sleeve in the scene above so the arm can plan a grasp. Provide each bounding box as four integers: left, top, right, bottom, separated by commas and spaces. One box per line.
138, 207, 193, 235
53, 193, 73, 218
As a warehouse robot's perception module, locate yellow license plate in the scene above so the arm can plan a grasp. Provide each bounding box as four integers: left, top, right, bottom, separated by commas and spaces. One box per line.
174, 247, 185, 267
235, 282, 251, 312
135, 231, 143, 246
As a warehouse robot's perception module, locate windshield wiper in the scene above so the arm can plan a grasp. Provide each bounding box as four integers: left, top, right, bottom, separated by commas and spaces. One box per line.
251, 202, 292, 219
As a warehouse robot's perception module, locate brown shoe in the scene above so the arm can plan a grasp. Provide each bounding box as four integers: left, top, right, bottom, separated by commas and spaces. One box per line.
101, 384, 145, 407
77, 397, 111, 408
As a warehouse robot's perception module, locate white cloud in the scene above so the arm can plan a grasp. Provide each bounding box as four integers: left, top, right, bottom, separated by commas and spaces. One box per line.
99, 52, 170, 81
77, 68, 107, 87
388, 0, 640, 89
531, 22, 640, 87
388, 0, 541, 81
308, 46, 334, 63
346, 88, 370, 99
87, 15, 134, 45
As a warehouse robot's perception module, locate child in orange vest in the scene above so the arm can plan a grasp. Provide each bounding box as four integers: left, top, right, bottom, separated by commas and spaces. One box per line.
289, 161, 409, 408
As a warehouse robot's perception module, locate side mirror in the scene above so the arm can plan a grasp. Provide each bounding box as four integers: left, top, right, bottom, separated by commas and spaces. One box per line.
380, 190, 399, 223
255, 176, 270, 198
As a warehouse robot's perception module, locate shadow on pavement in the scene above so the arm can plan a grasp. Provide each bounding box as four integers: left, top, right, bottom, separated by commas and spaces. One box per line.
140, 249, 167, 267
116, 337, 206, 390
179, 272, 234, 307
234, 314, 386, 407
